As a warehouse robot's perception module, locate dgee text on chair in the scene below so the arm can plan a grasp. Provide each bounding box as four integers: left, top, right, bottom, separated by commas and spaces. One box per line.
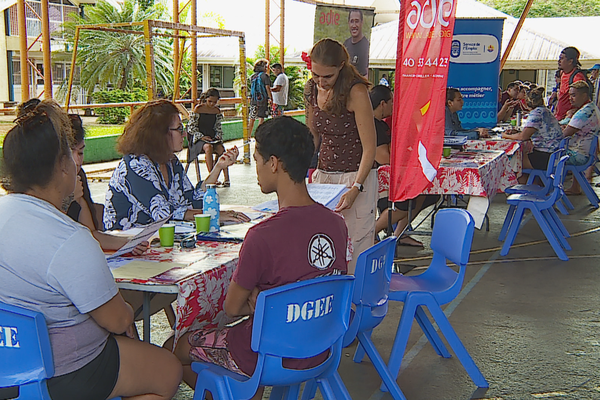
0, 301, 121, 400
384, 208, 488, 392
191, 275, 355, 400
303, 237, 405, 400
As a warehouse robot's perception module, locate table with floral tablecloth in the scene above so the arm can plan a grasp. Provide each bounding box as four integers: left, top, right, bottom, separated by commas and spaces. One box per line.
377, 150, 517, 228
112, 241, 241, 345
463, 139, 524, 176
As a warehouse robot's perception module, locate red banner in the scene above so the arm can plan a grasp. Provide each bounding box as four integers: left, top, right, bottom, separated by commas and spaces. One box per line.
389, 0, 457, 202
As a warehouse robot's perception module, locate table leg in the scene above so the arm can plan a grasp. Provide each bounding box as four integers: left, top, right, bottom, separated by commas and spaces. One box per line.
143, 292, 151, 343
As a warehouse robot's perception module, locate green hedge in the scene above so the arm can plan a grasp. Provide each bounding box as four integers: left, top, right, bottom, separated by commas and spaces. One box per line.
0, 115, 308, 167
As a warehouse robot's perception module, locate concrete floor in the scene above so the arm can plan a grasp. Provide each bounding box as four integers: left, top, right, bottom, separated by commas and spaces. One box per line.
86, 141, 600, 400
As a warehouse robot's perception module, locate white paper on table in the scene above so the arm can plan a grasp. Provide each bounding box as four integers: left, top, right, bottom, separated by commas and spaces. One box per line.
111, 260, 185, 280
108, 217, 170, 258
252, 184, 348, 212
106, 257, 136, 271
467, 196, 490, 230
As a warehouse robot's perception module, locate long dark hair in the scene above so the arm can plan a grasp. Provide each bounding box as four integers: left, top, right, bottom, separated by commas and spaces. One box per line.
308, 38, 370, 115
2, 100, 73, 192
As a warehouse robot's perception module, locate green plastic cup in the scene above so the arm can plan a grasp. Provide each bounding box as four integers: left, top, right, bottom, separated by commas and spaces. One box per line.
195, 214, 211, 233
443, 147, 452, 158
158, 224, 175, 247
510, 118, 517, 127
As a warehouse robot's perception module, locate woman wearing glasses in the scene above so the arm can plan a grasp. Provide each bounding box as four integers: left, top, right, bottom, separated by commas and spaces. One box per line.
0, 100, 182, 400
104, 99, 248, 231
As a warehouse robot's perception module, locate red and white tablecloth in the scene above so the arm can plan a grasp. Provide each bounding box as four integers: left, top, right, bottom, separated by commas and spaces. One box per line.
377, 150, 517, 228
114, 241, 241, 345
378, 150, 517, 197
463, 139, 523, 176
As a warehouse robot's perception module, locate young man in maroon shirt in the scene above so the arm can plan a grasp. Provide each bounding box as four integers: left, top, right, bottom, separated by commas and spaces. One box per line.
168, 116, 351, 399
555, 47, 586, 120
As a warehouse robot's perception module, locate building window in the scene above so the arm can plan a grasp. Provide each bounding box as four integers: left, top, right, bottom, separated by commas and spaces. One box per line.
209, 65, 235, 89
12, 60, 21, 85
52, 63, 65, 84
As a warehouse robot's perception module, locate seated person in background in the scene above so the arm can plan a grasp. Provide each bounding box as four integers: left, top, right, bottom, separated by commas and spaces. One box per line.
186, 88, 230, 187
445, 88, 489, 139
104, 99, 248, 231
166, 116, 351, 399
67, 114, 149, 254
498, 81, 523, 121
370, 85, 439, 247
0, 99, 182, 400
502, 86, 563, 181
562, 81, 600, 194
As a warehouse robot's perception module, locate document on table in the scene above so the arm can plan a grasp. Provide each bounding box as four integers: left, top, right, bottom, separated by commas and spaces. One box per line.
252, 184, 348, 212
108, 217, 170, 259
111, 260, 186, 280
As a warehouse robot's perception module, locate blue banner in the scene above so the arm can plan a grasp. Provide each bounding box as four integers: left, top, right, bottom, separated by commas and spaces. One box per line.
447, 18, 504, 129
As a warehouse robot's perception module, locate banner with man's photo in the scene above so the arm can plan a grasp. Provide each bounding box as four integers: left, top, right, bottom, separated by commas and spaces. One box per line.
313, 4, 375, 77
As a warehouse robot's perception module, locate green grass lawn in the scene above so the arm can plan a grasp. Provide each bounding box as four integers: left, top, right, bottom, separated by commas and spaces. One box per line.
0, 121, 124, 142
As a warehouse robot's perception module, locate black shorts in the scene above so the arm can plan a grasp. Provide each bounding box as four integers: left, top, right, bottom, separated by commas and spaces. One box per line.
528, 149, 552, 171
47, 335, 120, 400
377, 195, 441, 213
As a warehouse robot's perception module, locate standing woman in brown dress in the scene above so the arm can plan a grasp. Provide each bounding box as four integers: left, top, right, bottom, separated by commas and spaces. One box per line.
305, 38, 377, 274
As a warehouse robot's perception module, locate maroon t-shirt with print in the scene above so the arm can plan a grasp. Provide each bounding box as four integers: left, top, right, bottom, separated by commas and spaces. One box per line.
227, 203, 350, 376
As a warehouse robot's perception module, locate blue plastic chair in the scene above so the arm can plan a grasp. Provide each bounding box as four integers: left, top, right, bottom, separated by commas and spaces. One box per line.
523, 137, 570, 187
384, 209, 488, 391
565, 135, 599, 208
0, 302, 121, 400
502, 149, 569, 222
302, 237, 405, 400
500, 155, 571, 261
191, 275, 355, 400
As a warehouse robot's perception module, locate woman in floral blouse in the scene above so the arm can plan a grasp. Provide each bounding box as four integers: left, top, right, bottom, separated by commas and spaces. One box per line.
104, 100, 248, 231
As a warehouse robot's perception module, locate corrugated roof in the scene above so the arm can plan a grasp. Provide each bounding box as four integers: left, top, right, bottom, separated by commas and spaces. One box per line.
368, 0, 600, 69
195, 36, 242, 65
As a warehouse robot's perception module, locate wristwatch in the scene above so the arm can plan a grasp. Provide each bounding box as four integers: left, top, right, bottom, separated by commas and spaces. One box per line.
352, 182, 364, 192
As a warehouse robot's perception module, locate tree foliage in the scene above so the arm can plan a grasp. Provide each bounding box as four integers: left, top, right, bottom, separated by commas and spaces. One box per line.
62, 0, 174, 94
477, 0, 600, 18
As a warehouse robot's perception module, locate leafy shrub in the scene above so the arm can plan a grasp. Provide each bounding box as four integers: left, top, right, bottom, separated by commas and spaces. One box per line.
91, 88, 148, 124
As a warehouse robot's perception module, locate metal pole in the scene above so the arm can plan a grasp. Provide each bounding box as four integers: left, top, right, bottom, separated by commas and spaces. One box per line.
17, 0, 30, 101
500, 0, 535, 70
264, 0, 270, 62
41, 0, 52, 98
239, 36, 250, 164
65, 26, 80, 110
143, 20, 156, 99
280, 0, 284, 68
191, 0, 197, 104
173, 0, 180, 99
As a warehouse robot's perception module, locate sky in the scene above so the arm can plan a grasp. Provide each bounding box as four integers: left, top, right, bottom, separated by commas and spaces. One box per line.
191, 0, 375, 56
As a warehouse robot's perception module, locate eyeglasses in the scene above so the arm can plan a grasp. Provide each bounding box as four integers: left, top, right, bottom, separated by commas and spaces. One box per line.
169, 126, 185, 134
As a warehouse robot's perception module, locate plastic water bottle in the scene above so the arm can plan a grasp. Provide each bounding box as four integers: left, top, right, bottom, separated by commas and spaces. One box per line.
516, 110, 522, 128
202, 184, 220, 232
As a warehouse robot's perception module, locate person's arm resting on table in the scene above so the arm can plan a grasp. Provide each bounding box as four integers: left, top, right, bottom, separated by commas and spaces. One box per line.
502, 127, 535, 141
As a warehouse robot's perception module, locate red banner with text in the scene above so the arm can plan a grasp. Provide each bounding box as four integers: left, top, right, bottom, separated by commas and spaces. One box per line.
389, 0, 457, 202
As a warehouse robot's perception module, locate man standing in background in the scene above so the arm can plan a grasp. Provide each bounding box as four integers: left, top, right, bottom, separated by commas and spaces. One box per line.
555, 47, 586, 120
270, 63, 289, 117
343, 9, 369, 78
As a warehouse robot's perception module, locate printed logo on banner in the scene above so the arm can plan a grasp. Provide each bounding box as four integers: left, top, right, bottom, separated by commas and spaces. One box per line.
450, 34, 499, 64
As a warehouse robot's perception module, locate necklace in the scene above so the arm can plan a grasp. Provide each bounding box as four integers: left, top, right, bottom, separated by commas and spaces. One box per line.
318, 87, 333, 108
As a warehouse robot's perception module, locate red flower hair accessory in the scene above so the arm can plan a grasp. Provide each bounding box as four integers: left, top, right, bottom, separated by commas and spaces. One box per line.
301, 52, 312, 70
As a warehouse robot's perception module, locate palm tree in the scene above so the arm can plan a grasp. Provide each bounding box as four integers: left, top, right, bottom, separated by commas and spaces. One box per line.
62, 0, 174, 95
